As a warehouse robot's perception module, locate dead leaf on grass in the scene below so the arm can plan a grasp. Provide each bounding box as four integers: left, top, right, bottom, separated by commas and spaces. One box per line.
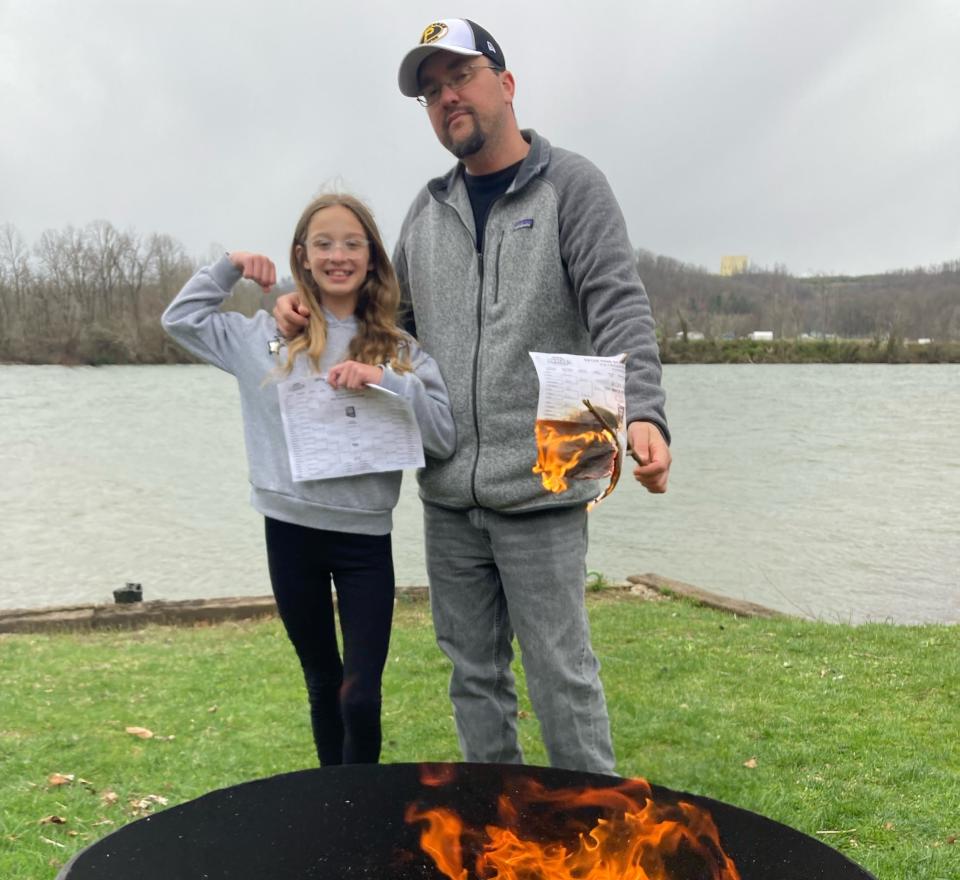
130, 794, 169, 815
47, 773, 74, 786
39, 815, 67, 825
125, 726, 154, 739
100, 790, 119, 806
743, 757, 758, 769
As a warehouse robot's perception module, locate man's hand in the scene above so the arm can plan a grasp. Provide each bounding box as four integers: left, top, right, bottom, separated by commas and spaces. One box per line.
274, 292, 311, 338
228, 252, 276, 292
326, 360, 384, 390
627, 421, 671, 494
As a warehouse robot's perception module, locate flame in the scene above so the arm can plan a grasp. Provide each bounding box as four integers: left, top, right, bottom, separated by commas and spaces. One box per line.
421, 763, 459, 788
405, 804, 469, 880
407, 776, 741, 880
533, 419, 615, 493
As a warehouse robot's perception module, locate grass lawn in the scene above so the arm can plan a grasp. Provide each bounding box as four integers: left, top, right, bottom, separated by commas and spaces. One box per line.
1, 592, 957, 879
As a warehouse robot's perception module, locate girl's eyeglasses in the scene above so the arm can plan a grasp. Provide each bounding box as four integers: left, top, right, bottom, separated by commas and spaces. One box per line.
309, 238, 370, 254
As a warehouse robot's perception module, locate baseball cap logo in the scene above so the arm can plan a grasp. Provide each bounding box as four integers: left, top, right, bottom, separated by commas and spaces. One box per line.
421, 22, 448, 44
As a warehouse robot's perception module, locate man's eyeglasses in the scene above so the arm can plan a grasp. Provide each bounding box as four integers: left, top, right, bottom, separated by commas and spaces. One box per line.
308, 238, 370, 255
416, 64, 501, 107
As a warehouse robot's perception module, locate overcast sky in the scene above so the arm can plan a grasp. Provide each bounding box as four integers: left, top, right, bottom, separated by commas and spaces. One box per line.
2, 0, 958, 277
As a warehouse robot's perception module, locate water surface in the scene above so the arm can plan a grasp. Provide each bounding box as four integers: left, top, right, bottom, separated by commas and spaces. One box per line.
1, 364, 957, 623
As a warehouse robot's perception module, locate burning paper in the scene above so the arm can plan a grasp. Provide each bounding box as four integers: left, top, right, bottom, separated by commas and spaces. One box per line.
529, 352, 626, 497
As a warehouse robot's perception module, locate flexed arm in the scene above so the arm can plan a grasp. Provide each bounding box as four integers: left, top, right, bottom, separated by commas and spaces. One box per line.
162, 253, 274, 372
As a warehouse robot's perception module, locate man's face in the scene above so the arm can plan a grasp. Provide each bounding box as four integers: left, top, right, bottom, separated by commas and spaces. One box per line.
417, 51, 509, 160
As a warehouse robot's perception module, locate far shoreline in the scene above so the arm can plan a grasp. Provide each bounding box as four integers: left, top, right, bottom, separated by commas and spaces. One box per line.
3, 338, 960, 368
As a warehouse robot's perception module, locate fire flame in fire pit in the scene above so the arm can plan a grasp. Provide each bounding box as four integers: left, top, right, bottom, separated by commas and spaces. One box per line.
406, 773, 741, 880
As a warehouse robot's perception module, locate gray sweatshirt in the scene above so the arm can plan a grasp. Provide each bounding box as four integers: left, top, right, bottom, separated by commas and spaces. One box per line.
161, 255, 456, 535
394, 130, 667, 512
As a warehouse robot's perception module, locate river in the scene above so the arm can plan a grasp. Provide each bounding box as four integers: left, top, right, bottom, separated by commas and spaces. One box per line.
1, 364, 957, 623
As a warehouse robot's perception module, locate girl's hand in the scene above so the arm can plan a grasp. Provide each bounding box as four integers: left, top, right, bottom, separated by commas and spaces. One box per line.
228, 252, 276, 292
326, 361, 384, 390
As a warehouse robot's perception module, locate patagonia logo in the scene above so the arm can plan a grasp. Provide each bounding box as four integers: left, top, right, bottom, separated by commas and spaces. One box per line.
421, 22, 447, 44
513, 218, 534, 230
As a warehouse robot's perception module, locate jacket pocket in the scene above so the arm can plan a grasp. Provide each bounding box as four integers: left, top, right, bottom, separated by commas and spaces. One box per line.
492, 229, 505, 304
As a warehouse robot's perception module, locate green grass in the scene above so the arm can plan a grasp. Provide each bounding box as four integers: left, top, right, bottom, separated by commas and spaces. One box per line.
1, 594, 957, 879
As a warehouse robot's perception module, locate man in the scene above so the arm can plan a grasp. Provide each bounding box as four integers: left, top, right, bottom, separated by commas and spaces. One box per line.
276, 18, 671, 775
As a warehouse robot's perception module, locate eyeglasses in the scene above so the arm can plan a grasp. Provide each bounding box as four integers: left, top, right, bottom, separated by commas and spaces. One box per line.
416, 64, 501, 107
307, 238, 370, 255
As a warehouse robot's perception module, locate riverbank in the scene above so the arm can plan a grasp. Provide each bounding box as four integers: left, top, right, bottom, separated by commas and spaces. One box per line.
659, 337, 960, 363
0, 573, 787, 634
1, 594, 956, 880
6, 337, 960, 367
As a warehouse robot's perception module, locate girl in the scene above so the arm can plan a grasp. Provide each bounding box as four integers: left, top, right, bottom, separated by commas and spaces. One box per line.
162, 193, 455, 765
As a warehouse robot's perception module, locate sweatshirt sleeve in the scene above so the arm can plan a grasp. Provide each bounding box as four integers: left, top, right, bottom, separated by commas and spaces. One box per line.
377, 340, 457, 461
160, 255, 253, 374
553, 154, 670, 444
393, 193, 426, 339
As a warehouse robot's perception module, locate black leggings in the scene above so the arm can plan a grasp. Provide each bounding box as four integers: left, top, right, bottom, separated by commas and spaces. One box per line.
264, 517, 395, 765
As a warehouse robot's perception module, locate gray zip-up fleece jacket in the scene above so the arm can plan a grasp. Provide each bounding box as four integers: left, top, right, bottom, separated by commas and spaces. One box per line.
162, 255, 456, 535
394, 130, 668, 512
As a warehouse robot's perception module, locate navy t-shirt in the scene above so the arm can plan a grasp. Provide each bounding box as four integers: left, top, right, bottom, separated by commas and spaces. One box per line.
463, 159, 523, 253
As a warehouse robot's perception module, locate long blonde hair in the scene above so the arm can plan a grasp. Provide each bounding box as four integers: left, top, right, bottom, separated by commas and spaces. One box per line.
280, 193, 412, 376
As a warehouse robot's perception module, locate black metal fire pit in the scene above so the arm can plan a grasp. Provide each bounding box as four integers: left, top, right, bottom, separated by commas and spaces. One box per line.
57, 763, 876, 879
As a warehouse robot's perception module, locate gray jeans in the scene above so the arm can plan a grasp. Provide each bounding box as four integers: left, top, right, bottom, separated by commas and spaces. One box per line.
423, 502, 615, 775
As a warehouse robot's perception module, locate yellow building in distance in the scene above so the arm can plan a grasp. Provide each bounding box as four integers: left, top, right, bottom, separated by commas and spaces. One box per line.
720, 255, 749, 276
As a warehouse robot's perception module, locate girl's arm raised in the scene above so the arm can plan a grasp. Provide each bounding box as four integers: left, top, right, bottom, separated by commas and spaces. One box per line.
161, 253, 275, 373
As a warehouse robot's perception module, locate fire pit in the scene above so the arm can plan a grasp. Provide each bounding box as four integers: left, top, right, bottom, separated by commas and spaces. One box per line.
57, 763, 877, 879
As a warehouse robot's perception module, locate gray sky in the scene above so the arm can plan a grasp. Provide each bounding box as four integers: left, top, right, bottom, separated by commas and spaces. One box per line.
2, 0, 958, 277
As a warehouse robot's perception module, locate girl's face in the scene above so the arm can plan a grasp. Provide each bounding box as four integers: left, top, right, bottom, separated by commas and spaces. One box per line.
301, 205, 373, 311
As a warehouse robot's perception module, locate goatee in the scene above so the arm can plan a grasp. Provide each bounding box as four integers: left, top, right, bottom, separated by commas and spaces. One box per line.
450, 129, 486, 160
444, 111, 486, 159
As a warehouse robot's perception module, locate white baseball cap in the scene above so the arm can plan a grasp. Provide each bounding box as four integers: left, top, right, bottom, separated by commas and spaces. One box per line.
398, 19, 505, 97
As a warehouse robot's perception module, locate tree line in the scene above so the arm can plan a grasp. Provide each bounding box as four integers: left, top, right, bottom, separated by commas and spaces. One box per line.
0, 221, 273, 364
1, 220, 958, 365
637, 250, 960, 344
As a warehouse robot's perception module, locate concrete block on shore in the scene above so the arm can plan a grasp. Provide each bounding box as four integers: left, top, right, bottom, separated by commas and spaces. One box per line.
627, 573, 788, 619
0, 587, 434, 634
0, 578, 784, 635
0, 596, 279, 635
